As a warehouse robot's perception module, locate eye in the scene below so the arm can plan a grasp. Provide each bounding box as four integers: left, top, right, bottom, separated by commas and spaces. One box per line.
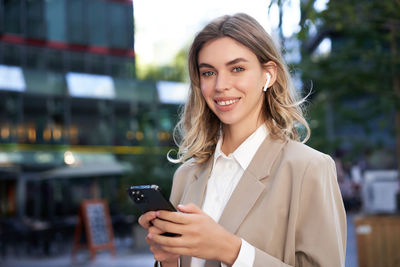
201, 70, 215, 77
232, 66, 244, 73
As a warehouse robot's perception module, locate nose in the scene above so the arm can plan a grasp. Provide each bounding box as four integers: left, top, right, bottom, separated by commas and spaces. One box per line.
214, 72, 230, 91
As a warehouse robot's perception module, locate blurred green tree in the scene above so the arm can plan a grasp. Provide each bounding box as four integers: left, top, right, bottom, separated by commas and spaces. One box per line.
296, 0, 399, 168
137, 48, 189, 82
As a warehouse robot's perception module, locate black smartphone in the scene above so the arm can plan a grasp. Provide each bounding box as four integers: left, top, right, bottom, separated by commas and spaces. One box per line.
126, 184, 176, 214
127, 185, 178, 237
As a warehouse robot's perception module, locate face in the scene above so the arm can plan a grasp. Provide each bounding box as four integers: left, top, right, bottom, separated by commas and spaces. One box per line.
198, 37, 267, 131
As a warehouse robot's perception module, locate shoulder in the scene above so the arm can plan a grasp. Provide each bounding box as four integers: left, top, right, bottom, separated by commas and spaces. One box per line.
268, 138, 336, 181
282, 140, 337, 189
173, 158, 199, 181
282, 139, 334, 167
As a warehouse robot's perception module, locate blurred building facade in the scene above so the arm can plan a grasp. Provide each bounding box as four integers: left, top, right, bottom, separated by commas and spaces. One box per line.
0, 0, 180, 248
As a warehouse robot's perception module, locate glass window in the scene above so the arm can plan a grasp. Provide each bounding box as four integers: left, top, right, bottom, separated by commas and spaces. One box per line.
127, 4, 134, 48
46, 49, 64, 72
45, 0, 66, 42
25, 46, 46, 69
24, 69, 65, 95
22, 95, 47, 144
110, 57, 135, 78
0, 64, 26, 92
114, 101, 136, 146
3, 0, 22, 34
68, 51, 87, 73
109, 2, 133, 49
26, 0, 45, 39
70, 99, 113, 146
67, 0, 86, 44
87, 54, 105, 74
25, 96, 66, 145
87, 0, 107, 47
2, 43, 22, 66
66, 72, 115, 99
0, 92, 20, 143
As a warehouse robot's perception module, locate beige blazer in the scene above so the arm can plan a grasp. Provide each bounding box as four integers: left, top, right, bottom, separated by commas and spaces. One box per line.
169, 136, 347, 267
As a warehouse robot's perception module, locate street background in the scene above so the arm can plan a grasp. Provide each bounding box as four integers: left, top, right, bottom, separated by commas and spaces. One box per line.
0, 0, 399, 266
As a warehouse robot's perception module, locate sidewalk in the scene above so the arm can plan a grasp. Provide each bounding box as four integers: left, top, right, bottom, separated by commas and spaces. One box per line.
1, 214, 359, 267
1, 248, 155, 267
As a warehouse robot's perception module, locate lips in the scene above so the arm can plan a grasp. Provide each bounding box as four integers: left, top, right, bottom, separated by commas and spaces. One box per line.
216, 98, 240, 106
214, 97, 241, 111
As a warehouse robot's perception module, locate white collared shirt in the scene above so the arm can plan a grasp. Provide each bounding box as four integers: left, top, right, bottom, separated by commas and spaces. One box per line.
191, 124, 268, 267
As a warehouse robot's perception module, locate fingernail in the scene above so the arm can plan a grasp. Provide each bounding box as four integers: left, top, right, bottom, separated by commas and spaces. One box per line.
147, 233, 152, 239
155, 211, 160, 217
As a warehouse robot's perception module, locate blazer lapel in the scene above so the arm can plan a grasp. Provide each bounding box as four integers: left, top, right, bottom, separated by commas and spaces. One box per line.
180, 157, 214, 267
218, 136, 287, 234
183, 137, 286, 266
180, 156, 214, 207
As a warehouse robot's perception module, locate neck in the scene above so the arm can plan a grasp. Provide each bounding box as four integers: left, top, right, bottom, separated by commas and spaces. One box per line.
221, 119, 265, 155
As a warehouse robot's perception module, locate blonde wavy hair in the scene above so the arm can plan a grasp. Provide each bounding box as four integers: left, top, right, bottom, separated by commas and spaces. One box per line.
170, 13, 310, 164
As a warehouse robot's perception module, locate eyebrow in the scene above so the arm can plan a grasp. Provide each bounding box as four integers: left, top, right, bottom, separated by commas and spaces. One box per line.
198, 57, 249, 69
226, 57, 248, 66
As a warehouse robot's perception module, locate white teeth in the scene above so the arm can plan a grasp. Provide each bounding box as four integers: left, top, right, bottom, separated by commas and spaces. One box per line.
217, 99, 239, 106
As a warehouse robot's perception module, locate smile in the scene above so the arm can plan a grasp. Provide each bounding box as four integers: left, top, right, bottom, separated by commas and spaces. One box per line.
216, 98, 240, 106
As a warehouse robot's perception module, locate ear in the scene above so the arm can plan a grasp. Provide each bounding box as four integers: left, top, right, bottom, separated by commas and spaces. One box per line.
262, 61, 278, 89
263, 73, 271, 91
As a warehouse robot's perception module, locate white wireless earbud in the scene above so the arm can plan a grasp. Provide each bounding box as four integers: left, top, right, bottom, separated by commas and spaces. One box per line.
263, 73, 271, 92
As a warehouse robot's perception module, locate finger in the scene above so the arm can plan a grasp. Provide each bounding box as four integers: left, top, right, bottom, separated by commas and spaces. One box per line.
148, 226, 164, 235
152, 218, 182, 235
138, 212, 156, 228
160, 245, 193, 258
149, 246, 180, 263
146, 235, 156, 246
147, 236, 181, 262
148, 232, 185, 248
149, 243, 179, 256
176, 203, 203, 214
156, 210, 192, 224
138, 211, 157, 228
146, 233, 169, 247
149, 245, 165, 257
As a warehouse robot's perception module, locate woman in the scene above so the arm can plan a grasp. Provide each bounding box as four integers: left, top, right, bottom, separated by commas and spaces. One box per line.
139, 13, 346, 267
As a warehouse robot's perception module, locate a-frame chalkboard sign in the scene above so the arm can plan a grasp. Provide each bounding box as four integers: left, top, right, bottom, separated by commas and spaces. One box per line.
72, 199, 116, 260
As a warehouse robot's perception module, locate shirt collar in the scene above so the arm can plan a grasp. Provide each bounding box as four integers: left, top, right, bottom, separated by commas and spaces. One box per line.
213, 137, 225, 166
213, 124, 268, 170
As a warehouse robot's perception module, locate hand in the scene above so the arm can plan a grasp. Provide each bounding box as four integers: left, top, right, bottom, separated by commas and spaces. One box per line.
138, 211, 157, 229
138, 211, 179, 265
147, 226, 180, 265
148, 203, 241, 265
